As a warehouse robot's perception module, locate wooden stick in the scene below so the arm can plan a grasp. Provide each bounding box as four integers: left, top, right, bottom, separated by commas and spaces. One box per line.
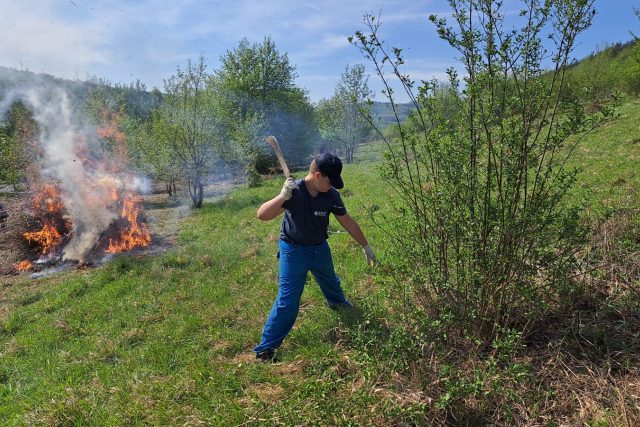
265, 135, 291, 178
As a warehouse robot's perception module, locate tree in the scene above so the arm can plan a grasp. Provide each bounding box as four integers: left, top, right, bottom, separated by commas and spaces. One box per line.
351, 1, 613, 342
315, 96, 343, 153
144, 113, 183, 196
210, 71, 268, 186
0, 102, 37, 189
217, 37, 297, 120
215, 37, 316, 179
121, 113, 182, 197
316, 64, 372, 163
334, 64, 373, 163
269, 86, 317, 167
0, 127, 14, 186
84, 77, 162, 122
160, 56, 220, 207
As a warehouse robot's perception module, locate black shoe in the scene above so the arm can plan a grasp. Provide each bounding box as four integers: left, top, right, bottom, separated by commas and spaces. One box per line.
256, 348, 277, 363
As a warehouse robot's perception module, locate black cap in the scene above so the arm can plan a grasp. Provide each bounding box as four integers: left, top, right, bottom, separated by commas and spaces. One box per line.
315, 153, 344, 189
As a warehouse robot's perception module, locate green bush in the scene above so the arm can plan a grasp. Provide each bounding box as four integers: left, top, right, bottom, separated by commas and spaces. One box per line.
0, 102, 37, 187
352, 0, 616, 343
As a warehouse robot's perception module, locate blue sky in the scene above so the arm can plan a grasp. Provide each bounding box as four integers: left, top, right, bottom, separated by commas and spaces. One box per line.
0, 0, 638, 103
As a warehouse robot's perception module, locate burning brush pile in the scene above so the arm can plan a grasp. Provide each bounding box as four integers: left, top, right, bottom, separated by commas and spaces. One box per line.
14, 179, 151, 273
2, 87, 152, 275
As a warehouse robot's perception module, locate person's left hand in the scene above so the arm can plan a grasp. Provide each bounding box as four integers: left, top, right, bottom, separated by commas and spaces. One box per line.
362, 244, 377, 267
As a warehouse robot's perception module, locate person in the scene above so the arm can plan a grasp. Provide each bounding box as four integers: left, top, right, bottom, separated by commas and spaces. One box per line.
254, 153, 376, 362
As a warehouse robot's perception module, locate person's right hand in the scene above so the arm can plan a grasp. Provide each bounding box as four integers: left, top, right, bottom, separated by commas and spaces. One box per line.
280, 177, 297, 200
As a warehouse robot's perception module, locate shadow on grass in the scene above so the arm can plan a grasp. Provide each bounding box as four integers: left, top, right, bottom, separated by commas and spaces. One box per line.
326, 303, 396, 357
525, 303, 640, 374
444, 407, 487, 426
334, 305, 366, 326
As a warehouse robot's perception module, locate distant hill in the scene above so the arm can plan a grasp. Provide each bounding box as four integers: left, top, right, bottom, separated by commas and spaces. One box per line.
370, 101, 415, 127
368, 39, 639, 128
0, 66, 81, 89
0, 66, 161, 120
0, 66, 91, 108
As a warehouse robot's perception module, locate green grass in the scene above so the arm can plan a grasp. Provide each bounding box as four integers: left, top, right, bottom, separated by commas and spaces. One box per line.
0, 98, 638, 425
566, 98, 640, 212
0, 156, 412, 425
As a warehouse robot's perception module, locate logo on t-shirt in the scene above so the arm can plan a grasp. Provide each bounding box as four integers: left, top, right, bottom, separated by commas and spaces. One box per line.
314, 211, 327, 217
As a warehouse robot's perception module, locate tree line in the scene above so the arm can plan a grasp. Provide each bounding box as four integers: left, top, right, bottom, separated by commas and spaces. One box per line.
0, 37, 373, 207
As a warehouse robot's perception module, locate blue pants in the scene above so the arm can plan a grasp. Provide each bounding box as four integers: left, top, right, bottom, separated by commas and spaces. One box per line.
254, 239, 351, 353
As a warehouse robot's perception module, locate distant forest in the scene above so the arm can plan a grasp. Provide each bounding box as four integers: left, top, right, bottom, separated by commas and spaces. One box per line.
0, 66, 414, 127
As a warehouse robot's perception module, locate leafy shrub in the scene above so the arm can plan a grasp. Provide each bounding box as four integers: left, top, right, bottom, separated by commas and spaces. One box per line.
352, 0, 616, 343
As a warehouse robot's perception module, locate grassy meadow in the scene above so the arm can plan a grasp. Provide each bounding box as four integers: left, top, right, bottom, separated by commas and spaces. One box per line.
0, 148, 403, 425
0, 99, 639, 425
567, 98, 640, 211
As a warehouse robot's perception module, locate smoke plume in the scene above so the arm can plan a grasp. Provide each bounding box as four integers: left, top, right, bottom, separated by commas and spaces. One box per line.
1, 76, 148, 262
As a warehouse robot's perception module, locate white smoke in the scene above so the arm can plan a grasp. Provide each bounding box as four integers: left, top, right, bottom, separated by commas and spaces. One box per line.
2, 80, 147, 262
24, 88, 115, 261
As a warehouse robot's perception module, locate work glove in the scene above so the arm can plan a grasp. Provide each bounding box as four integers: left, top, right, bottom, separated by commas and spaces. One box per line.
280, 177, 297, 201
362, 244, 377, 267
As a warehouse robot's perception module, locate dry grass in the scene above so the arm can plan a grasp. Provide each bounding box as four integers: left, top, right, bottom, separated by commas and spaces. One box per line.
520, 306, 640, 424
387, 209, 640, 425
581, 209, 640, 303
0, 193, 35, 274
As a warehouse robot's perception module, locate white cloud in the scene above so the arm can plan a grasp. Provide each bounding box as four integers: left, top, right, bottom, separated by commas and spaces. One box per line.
291, 33, 352, 67
0, 0, 453, 97
321, 34, 351, 49
0, 1, 112, 77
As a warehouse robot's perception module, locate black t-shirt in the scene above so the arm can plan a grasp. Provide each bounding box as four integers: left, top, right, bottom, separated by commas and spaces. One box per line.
280, 179, 347, 245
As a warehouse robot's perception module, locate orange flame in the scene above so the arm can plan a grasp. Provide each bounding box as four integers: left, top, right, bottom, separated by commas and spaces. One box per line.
34, 185, 64, 213
106, 193, 151, 254
97, 110, 128, 170
15, 260, 33, 272
24, 222, 63, 255
24, 184, 66, 257
16, 106, 153, 265
97, 110, 126, 144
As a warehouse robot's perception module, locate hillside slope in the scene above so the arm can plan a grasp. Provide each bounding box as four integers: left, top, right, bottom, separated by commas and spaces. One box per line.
567, 98, 640, 211
0, 66, 160, 120
0, 99, 639, 424
550, 38, 640, 100
369, 101, 414, 127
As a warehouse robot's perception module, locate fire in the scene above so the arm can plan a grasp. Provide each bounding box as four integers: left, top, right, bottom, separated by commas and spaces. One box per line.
106, 193, 151, 253
34, 185, 64, 213
20, 182, 152, 264
97, 110, 128, 167
22, 184, 67, 257
15, 260, 33, 272
97, 176, 121, 203
97, 110, 126, 144
24, 223, 63, 255
13, 104, 152, 271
